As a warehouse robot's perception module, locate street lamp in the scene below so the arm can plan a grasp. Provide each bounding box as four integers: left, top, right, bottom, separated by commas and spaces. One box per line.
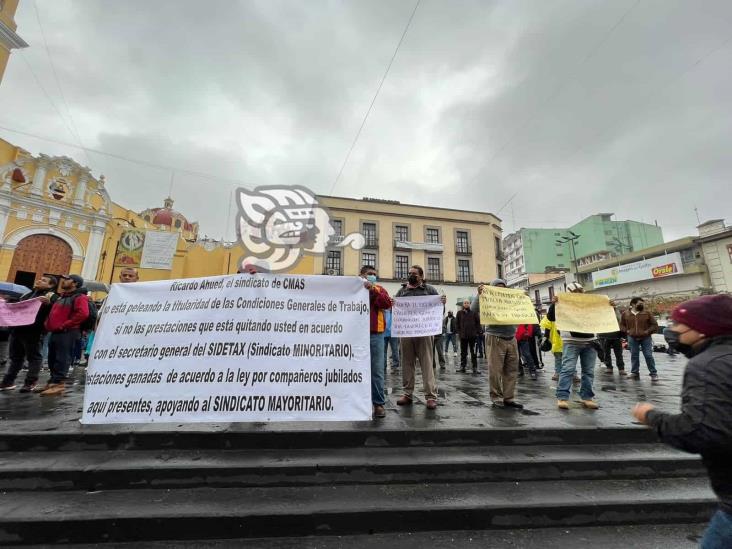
556, 233, 581, 275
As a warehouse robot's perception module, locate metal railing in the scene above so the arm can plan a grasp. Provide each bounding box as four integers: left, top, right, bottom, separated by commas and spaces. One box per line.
456, 244, 472, 255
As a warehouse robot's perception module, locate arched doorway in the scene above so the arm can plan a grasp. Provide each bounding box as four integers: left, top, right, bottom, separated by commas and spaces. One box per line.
7, 234, 73, 288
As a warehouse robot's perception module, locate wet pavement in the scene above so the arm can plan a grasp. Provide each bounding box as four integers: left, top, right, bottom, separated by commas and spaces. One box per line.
0, 350, 686, 434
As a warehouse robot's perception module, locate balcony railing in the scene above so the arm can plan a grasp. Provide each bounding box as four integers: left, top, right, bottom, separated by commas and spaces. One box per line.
426, 271, 443, 283
456, 274, 474, 284
456, 244, 472, 255
322, 267, 343, 276
363, 237, 379, 249
327, 234, 345, 246
393, 239, 443, 253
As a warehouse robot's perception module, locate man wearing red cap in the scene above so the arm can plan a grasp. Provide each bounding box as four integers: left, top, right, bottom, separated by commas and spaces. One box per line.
632, 294, 732, 548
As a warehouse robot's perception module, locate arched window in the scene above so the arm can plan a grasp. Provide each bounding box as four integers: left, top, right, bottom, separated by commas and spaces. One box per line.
174, 219, 182, 228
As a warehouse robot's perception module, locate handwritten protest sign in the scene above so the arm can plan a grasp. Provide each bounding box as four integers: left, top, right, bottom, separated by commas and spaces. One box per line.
391, 295, 443, 337
555, 293, 619, 333
479, 286, 537, 325
0, 298, 41, 327
82, 274, 370, 424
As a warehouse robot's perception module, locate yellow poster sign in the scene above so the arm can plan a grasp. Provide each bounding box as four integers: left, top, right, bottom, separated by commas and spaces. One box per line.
114, 229, 145, 267
555, 293, 619, 333
479, 286, 538, 325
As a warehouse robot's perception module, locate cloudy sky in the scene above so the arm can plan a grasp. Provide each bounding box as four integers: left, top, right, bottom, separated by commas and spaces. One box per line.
1, 0, 731, 241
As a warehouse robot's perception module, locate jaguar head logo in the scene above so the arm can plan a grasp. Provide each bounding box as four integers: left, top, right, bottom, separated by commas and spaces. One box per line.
235, 185, 365, 273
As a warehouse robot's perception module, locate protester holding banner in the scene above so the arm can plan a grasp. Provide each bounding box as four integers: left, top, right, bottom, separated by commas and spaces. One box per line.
549, 282, 608, 410
620, 297, 659, 381
40, 275, 89, 397
632, 294, 732, 549
456, 299, 480, 373
360, 265, 392, 419
394, 265, 446, 410
0, 276, 57, 392
471, 279, 523, 409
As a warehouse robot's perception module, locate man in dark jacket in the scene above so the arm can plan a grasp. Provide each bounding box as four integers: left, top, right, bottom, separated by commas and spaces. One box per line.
632, 294, 732, 548
620, 297, 659, 381
456, 299, 480, 373
40, 274, 89, 396
0, 275, 57, 392
599, 306, 626, 375
394, 265, 446, 410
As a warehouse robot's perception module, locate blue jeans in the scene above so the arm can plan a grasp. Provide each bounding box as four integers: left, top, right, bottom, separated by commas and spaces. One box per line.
702, 510, 732, 549
444, 333, 457, 352
553, 351, 563, 374
556, 343, 596, 400
628, 336, 657, 375
384, 336, 399, 369
475, 334, 485, 356
370, 334, 386, 406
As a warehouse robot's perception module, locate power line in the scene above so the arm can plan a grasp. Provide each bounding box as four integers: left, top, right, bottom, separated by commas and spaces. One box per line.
328, 0, 420, 195
0, 123, 251, 188
32, 0, 93, 168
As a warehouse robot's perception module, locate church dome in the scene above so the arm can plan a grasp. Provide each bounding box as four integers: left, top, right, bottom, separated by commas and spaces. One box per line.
140, 197, 197, 233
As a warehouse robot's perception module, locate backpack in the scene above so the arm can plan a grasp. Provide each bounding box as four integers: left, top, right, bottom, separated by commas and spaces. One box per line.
80, 297, 98, 332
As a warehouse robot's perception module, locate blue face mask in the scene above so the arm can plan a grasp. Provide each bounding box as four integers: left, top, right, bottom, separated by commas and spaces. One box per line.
366, 275, 377, 284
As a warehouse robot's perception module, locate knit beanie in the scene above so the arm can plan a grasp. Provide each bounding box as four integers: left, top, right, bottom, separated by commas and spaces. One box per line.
671, 294, 732, 337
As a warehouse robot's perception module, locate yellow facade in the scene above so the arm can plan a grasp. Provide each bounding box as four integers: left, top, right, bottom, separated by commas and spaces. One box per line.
0, 138, 501, 312
0, 0, 26, 85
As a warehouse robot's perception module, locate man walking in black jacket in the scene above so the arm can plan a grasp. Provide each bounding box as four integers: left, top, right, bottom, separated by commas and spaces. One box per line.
632, 294, 732, 548
0, 275, 57, 392
456, 299, 480, 373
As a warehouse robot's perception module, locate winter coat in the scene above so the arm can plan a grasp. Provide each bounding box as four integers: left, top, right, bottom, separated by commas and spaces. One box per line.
44, 289, 89, 333
620, 309, 658, 339
456, 308, 481, 339
646, 335, 732, 514
516, 324, 536, 342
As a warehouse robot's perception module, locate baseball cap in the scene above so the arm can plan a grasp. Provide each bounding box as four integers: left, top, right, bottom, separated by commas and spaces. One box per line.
62, 274, 84, 288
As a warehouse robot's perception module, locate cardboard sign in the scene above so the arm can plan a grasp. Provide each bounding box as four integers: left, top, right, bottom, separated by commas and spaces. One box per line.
555, 293, 619, 333
479, 286, 537, 325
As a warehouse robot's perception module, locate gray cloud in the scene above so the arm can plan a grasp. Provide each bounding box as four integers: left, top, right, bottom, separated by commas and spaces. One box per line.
1, 0, 730, 242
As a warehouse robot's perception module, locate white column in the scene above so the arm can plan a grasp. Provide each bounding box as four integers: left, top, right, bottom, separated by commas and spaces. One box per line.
81, 221, 106, 280
74, 170, 89, 206
0, 196, 11, 240
30, 155, 51, 196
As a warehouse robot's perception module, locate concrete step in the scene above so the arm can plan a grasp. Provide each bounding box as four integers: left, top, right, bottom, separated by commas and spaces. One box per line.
0, 426, 658, 452
24, 523, 708, 549
0, 478, 716, 545
0, 443, 704, 491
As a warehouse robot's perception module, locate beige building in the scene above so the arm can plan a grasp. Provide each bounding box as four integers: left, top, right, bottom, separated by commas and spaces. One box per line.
315, 196, 503, 310
696, 219, 732, 294
0, 0, 26, 85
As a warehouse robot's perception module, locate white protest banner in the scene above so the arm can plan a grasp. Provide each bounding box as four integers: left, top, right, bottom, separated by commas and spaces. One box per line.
140, 231, 179, 270
82, 274, 370, 424
391, 295, 443, 337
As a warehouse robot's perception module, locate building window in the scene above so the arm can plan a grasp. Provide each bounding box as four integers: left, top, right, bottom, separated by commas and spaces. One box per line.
395, 255, 409, 280
174, 219, 182, 228
361, 251, 376, 269
426, 227, 440, 244
427, 257, 441, 281
457, 259, 472, 283
497, 263, 503, 280
362, 222, 377, 247
728, 244, 732, 263
331, 219, 343, 236
395, 225, 408, 242
548, 286, 555, 301
534, 290, 541, 305
326, 251, 341, 275
495, 236, 503, 259
456, 230, 470, 254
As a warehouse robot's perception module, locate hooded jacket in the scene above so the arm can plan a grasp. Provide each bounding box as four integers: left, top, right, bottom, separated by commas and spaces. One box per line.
44, 288, 89, 333
646, 335, 732, 514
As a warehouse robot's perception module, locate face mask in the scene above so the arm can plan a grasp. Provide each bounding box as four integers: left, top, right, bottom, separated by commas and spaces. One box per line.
366, 275, 377, 284
663, 327, 696, 358
636, 304, 645, 311
407, 274, 418, 285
